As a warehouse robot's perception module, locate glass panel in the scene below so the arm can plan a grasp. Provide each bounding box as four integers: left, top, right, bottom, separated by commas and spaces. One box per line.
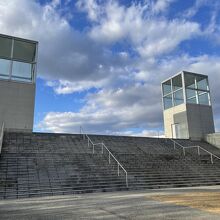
186, 89, 196, 99
0, 58, 10, 77
173, 89, 184, 106
0, 36, 12, 59
187, 97, 197, 104
13, 40, 36, 62
198, 91, 210, 105
172, 74, 182, 91
184, 73, 196, 89
162, 80, 172, 95
11, 61, 32, 82
163, 94, 173, 109
197, 77, 208, 90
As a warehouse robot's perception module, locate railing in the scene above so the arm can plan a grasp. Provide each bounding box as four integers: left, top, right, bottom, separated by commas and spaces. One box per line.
80, 127, 128, 187
0, 122, 5, 154
170, 139, 220, 164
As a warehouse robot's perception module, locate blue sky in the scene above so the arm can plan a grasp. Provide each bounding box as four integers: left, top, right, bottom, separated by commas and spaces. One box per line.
1, 0, 220, 136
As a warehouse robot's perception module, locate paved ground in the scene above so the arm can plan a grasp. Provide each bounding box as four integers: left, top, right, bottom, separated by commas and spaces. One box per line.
1, 186, 220, 219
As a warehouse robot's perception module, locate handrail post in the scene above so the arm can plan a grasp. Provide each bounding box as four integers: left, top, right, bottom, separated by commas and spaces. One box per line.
211, 154, 213, 164
80, 126, 85, 140
117, 163, 119, 176
197, 146, 200, 156
102, 143, 104, 154
109, 152, 111, 164
93, 143, 94, 154
183, 147, 185, 156
88, 138, 89, 147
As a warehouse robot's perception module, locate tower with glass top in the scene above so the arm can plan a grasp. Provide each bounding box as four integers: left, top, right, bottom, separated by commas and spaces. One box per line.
162, 71, 215, 140
0, 34, 38, 132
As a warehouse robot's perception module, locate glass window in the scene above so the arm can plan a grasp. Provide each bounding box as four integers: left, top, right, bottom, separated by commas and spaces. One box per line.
162, 80, 172, 95
184, 72, 211, 106
0, 58, 10, 78
197, 77, 209, 91
172, 74, 182, 91
198, 91, 210, 105
173, 89, 184, 106
0, 36, 12, 59
186, 89, 196, 99
11, 61, 32, 82
184, 73, 196, 89
163, 94, 173, 110
13, 40, 36, 62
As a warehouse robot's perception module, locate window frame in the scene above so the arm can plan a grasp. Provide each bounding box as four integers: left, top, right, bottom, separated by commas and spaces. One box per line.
162, 73, 185, 110
184, 72, 211, 106
0, 34, 37, 84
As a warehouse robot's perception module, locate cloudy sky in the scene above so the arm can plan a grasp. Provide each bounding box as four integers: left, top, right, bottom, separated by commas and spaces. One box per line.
1, 0, 220, 136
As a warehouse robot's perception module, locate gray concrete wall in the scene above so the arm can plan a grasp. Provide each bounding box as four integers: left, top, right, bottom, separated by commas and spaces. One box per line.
205, 133, 220, 149
186, 104, 215, 140
173, 111, 189, 139
164, 103, 215, 140
0, 80, 35, 132
163, 104, 189, 139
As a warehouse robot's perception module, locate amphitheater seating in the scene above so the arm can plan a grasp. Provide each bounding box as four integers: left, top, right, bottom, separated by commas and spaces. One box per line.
90, 135, 220, 189
1, 132, 220, 199
0, 133, 127, 199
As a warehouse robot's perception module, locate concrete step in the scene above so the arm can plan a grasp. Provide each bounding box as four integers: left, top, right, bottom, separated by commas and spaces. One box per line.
1, 131, 220, 199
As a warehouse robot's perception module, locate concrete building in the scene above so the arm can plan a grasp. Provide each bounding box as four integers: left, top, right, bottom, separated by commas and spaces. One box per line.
0, 34, 38, 132
162, 71, 215, 140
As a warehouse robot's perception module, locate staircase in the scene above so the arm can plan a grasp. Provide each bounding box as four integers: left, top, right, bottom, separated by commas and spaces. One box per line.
0, 132, 127, 199
90, 135, 220, 189
1, 132, 220, 199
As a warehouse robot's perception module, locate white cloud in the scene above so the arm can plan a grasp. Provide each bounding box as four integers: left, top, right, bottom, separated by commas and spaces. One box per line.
84, 1, 200, 57
38, 54, 220, 134
215, 118, 220, 132
152, 0, 176, 14
0, 0, 132, 92
38, 83, 163, 133
135, 20, 200, 57
111, 129, 164, 138
46, 80, 101, 94
76, 0, 102, 21
1, 0, 220, 136
184, 0, 209, 18
0, 0, 201, 93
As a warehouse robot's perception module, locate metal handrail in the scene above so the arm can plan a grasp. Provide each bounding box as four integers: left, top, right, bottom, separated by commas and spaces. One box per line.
80, 126, 128, 187
170, 139, 220, 164
0, 122, 5, 154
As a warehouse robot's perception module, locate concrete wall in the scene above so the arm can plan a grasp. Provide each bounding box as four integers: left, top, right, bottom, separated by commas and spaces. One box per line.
164, 103, 215, 140
186, 104, 215, 140
173, 111, 189, 139
205, 133, 220, 149
0, 80, 35, 132
163, 104, 189, 139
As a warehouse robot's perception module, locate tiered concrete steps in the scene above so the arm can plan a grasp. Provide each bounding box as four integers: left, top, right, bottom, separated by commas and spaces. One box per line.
90, 135, 220, 190
1, 132, 220, 199
0, 133, 127, 199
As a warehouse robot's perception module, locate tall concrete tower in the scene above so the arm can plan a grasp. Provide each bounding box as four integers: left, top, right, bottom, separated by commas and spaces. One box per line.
162, 71, 215, 140
0, 34, 38, 132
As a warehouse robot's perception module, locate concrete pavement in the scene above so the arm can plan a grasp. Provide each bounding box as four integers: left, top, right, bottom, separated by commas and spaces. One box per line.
1, 186, 220, 219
